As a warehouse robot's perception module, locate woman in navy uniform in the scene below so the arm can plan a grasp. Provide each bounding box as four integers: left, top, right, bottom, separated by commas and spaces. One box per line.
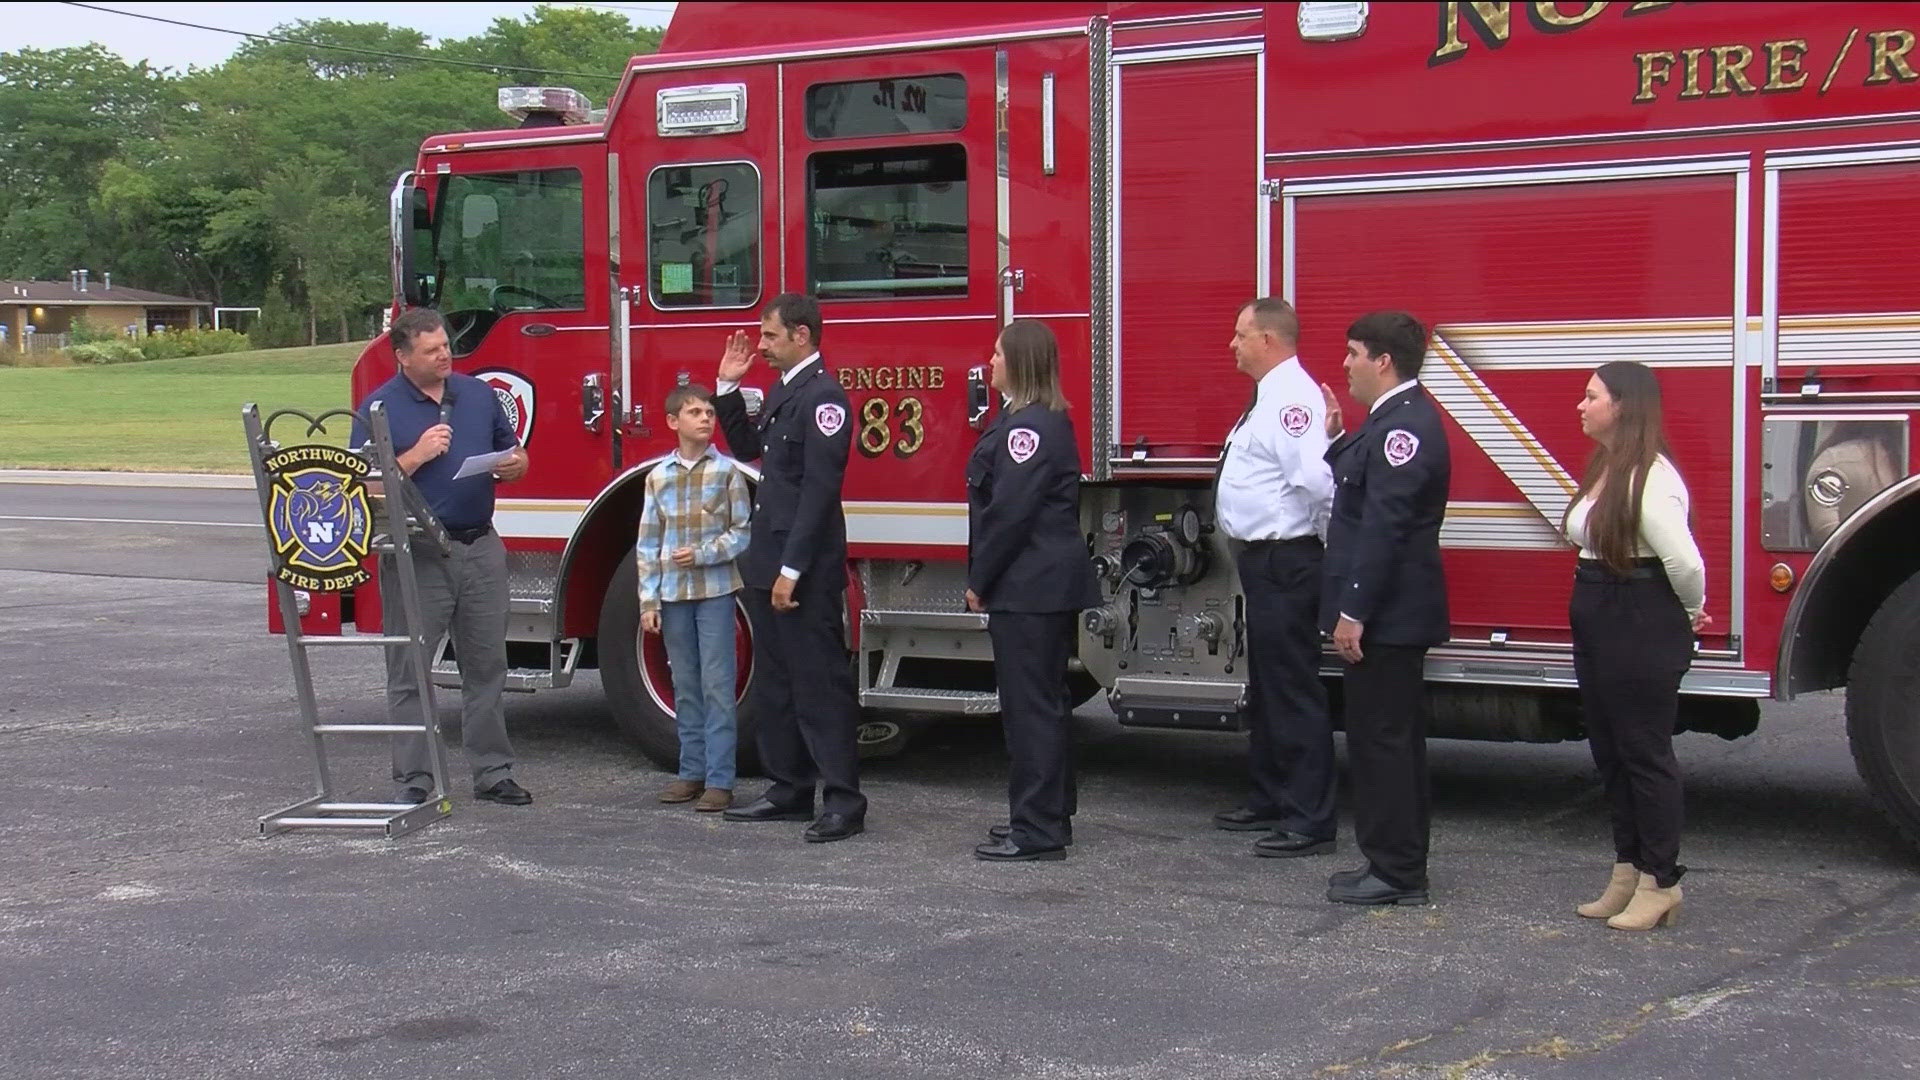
965, 320, 1102, 862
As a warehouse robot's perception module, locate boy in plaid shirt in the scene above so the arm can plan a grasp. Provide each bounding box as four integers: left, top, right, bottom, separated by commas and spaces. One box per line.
638, 384, 753, 811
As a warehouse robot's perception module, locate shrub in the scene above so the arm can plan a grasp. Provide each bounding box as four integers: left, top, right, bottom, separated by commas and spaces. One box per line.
66, 317, 124, 346
66, 339, 148, 364
136, 327, 252, 361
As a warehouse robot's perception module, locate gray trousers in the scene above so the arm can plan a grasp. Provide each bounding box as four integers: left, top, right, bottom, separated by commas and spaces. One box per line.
380, 531, 515, 790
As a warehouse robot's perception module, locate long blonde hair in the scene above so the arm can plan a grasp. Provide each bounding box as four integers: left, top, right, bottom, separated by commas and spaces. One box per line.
998, 319, 1069, 412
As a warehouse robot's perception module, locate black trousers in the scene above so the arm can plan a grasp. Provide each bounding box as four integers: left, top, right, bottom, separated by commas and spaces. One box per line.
1341, 643, 1431, 890
1570, 564, 1692, 888
742, 579, 866, 818
988, 610, 1078, 850
1236, 539, 1336, 839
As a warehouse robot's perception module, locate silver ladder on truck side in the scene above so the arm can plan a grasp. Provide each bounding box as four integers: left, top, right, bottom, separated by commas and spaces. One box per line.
245, 401, 456, 839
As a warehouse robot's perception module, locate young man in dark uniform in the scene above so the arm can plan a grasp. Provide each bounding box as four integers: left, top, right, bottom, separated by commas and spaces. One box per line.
351, 307, 532, 807
711, 293, 866, 843
1318, 310, 1451, 905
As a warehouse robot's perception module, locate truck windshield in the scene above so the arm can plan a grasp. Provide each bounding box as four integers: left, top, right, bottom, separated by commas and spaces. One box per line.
427, 168, 585, 351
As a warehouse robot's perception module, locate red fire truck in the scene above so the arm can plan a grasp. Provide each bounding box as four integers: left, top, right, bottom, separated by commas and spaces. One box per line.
277, 2, 1920, 847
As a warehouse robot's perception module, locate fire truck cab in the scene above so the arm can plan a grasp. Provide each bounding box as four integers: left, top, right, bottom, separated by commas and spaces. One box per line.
287, 2, 1920, 849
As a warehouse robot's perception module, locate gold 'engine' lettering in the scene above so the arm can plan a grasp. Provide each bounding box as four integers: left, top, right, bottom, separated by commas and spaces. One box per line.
1634, 50, 1676, 102
1709, 44, 1758, 96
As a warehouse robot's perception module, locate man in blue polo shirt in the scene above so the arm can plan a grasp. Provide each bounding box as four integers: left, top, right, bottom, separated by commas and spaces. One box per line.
351, 307, 533, 807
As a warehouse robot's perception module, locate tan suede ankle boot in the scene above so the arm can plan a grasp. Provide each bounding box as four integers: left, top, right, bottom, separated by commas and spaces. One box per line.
1607, 872, 1682, 930
1576, 862, 1639, 919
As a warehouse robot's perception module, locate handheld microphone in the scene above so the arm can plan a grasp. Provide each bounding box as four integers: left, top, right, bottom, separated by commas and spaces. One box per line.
438, 384, 457, 427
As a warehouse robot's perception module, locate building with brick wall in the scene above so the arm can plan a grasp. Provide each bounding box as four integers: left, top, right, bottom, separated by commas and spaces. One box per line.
0, 272, 212, 351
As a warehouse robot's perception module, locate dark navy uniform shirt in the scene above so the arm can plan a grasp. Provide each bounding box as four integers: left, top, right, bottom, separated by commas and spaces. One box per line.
351, 371, 518, 532
966, 402, 1101, 614
1319, 382, 1451, 647
713, 359, 853, 590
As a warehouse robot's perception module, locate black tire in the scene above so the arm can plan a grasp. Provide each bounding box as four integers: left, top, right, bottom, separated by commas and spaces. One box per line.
1846, 569, 1920, 851
598, 554, 762, 775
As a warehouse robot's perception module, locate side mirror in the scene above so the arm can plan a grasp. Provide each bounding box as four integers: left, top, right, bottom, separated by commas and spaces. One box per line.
403, 185, 433, 307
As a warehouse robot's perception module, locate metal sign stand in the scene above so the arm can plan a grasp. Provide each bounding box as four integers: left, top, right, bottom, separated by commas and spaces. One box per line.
244, 402, 456, 839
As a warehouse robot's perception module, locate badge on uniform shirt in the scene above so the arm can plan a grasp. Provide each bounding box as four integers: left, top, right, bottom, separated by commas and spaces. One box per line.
815, 403, 846, 437
1007, 427, 1040, 463
1280, 404, 1312, 438
1384, 428, 1420, 467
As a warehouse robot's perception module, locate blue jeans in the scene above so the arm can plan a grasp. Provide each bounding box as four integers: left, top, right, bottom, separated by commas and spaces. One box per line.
661, 594, 739, 789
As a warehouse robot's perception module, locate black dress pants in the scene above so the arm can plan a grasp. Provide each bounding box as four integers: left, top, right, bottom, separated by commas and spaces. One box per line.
1236, 539, 1336, 839
1341, 643, 1431, 890
1570, 563, 1692, 888
989, 610, 1077, 850
742, 578, 866, 818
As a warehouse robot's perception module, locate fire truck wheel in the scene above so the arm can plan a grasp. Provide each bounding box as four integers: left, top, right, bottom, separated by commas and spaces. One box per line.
598, 555, 762, 776
1846, 569, 1920, 851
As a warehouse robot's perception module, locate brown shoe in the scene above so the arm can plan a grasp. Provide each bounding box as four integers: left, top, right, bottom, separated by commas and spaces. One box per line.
694, 788, 733, 813
658, 780, 704, 804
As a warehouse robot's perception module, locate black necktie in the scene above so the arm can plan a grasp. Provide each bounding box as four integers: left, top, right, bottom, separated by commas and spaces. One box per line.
1214, 385, 1259, 494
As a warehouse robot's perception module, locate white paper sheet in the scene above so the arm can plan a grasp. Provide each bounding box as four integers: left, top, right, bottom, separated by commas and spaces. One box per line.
452, 449, 516, 480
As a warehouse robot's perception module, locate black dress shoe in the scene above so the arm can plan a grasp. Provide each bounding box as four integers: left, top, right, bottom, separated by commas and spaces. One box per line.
1329, 864, 1372, 888
1327, 872, 1429, 906
1214, 806, 1283, 832
723, 797, 814, 822
475, 779, 532, 806
803, 812, 864, 843
975, 838, 1067, 861
399, 786, 431, 805
987, 824, 1074, 846
1253, 831, 1336, 858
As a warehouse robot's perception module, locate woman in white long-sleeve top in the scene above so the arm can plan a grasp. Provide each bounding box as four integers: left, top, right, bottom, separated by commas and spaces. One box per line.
1563, 361, 1710, 931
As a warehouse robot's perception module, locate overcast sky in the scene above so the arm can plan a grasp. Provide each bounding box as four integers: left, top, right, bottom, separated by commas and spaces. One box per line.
15, 2, 678, 72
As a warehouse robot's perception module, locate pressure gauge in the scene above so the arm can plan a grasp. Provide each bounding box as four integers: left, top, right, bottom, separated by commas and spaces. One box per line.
1176, 506, 1203, 546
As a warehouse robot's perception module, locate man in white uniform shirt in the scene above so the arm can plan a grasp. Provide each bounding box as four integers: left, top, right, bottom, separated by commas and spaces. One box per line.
1211, 298, 1340, 859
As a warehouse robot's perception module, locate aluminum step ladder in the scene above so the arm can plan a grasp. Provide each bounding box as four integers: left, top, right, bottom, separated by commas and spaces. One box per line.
244, 401, 457, 840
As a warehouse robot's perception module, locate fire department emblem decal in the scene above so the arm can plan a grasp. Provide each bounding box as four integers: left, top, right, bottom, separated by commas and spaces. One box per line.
1008, 427, 1041, 464
1280, 404, 1312, 438
474, 369, 535, 448
1383, 429, 1420, 468
815, 403, 846, 437
262, 444, 374, 592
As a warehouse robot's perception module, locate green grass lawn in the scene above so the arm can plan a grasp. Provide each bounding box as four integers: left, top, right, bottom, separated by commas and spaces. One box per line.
0, 342, 367, 473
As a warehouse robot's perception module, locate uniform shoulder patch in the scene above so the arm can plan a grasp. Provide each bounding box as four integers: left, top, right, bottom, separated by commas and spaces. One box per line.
1279, 403, 1312, 438
1383, 428, 1420, 467
1007, 427, 1041, 464
815, 402, 846, 437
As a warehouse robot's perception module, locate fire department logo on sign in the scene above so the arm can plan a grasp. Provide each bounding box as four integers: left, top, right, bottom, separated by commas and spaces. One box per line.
263, 444, 374, 592
474, 369, 534, 448
1007, 427, 1040, 463
816, 403, 846, 436
1280, 404, 1312, 438
1383, 429, 1420, 468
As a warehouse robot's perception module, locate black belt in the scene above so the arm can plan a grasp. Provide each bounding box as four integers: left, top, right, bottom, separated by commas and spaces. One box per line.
1575, 557, 1662, 582
445, 524, 493, 545
1244, 536, 1322, 550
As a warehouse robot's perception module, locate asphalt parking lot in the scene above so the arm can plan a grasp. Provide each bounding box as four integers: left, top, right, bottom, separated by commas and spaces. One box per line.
2, 481, 1918, 1079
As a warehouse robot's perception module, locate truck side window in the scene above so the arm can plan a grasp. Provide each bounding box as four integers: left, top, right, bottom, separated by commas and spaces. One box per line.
805, 74, 966, 140
806, 143, 968, 301
647, 162, 762, 309
435, 169, 585, 315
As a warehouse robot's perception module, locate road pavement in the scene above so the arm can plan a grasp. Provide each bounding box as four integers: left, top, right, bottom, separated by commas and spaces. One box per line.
1, 479, 1916, 1079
